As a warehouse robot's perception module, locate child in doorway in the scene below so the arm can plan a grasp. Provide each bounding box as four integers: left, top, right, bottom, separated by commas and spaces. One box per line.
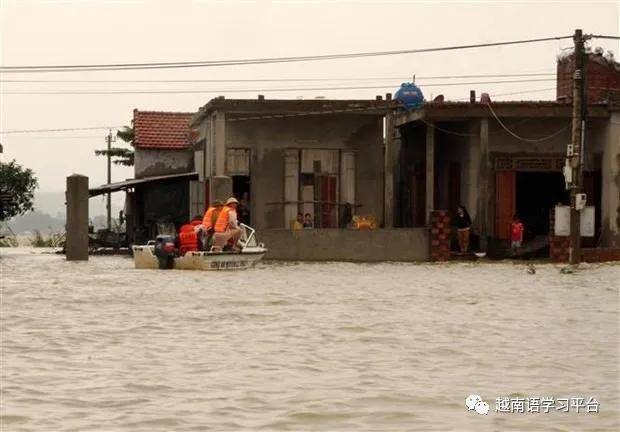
511, 215, 524, 253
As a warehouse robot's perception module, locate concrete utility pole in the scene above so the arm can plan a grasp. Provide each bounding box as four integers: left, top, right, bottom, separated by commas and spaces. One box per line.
568, 29, 588, 265
105, 129, 114, 230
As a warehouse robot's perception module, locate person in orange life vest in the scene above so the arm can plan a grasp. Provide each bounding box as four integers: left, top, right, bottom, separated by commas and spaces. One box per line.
200, 200, 224, 250
202, 200, 224, 233
178, 215, 203, 255
212, 197, 242, 252
510, 215, 524, 253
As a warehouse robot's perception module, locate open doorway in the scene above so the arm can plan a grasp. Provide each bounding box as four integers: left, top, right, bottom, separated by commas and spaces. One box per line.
232, 175, 251, 225
516, 171, 569, 236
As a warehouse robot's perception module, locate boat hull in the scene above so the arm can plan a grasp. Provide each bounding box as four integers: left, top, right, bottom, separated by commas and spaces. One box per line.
132, 245, 266, 271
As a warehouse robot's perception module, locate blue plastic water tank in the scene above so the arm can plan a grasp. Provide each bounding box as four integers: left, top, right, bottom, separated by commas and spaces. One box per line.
394, 82, 425, 110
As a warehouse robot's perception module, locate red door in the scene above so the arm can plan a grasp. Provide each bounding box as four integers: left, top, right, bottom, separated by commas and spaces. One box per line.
316, 175, 337, 228
495, 171, 515, 239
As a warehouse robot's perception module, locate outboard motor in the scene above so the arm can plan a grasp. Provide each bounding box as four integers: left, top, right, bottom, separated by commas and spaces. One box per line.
153, 235, 176, 269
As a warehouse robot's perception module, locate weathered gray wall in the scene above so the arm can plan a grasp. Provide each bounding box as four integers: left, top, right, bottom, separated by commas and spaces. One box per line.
601, 111, 620, 246
259, 228, 429, 262
134, 148, 193, 179
224, 114, 384, 230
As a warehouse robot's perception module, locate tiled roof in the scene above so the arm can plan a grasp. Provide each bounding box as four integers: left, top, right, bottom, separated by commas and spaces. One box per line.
133, 110, 194, 149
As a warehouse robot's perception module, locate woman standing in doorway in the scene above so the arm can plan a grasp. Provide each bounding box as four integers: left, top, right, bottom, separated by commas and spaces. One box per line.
454, 205, 472, 253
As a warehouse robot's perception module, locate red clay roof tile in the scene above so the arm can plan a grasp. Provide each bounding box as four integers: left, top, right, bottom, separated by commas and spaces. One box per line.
133, 110, 193, 149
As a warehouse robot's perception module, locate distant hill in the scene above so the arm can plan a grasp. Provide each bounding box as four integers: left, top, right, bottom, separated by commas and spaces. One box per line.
34, 191, 123, 218
3, 192, 125, 234
6, 210, 65, 234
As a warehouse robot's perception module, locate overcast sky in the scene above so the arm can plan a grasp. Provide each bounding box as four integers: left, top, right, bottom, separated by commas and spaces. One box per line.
1, 0, 619, 198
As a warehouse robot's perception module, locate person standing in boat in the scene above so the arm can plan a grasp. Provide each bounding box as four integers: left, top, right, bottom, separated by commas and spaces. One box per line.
212, 197, 242, 252
454, 205, 472, 253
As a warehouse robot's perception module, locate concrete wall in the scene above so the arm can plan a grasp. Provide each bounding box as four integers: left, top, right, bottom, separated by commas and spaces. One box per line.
601, 111, 620, 246
223, 114, 384, 230
259, 228, 428, 262
134, 148, 193, 179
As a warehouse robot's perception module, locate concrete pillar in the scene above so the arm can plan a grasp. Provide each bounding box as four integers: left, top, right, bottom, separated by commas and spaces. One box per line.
384, 113, 395, 227
479, 118, 490, 248
425, 123, 435, 225
214, 111, 226, 176
65, 174, 89, 261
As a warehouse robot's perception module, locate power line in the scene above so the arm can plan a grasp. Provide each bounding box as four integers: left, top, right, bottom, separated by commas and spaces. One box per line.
0, 35, 571, 73
486, 102, 570, 142
0, 88, 562, 135
0, 78, 556, 95
453, 87, 556, 101
0, 72, 556, 83
591, 35, 620, 40
0, 126, 124, 134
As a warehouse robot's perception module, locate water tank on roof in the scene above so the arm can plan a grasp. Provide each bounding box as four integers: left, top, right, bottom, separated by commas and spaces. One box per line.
394, 82, 425, 110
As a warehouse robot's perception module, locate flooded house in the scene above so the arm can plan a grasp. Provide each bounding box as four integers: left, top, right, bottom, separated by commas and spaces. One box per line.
390, 51, 620, 256
89, 110, 198, 244
87, 51, 619, 261
186, 97, 429, 260
189, 97, 391, 230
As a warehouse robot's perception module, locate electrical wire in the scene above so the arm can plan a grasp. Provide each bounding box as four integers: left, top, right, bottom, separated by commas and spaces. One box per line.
0, 35, 572, 73
0, 78, 556, 95
0, 72, 556, 83
0, 126, 124, 134
452, 87, 556, 101
485, 102, 570, 142
0, 88, 561, 134
591, 35, 620, 40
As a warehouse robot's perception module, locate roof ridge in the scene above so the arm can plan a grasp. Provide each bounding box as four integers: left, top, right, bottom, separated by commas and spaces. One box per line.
134, 109, 194, 115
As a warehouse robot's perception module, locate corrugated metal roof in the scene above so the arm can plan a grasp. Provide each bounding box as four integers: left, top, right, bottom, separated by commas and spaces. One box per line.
89, 172, 198, 197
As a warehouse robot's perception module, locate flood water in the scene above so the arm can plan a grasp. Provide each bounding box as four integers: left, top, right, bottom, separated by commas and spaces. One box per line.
1, 248, 619, 431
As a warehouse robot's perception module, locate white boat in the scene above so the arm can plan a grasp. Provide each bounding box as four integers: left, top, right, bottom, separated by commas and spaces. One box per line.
132, 224, 267, 270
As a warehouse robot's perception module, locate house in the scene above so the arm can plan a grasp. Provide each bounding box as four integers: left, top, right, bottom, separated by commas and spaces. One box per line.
87, 50, 619, 262
89, 110, 198, 244
390, 51, 620, 255
189, 98, 392, 230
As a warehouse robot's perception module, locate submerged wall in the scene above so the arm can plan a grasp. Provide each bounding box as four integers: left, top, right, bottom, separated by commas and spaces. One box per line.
259, 228, 428, 262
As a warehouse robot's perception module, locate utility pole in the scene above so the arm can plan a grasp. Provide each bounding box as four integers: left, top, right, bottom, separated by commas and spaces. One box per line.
568, 29, 588, 265
105, 129, 114, 230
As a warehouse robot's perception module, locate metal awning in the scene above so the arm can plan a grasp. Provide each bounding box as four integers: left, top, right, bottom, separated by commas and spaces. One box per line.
89, 172, 198, 197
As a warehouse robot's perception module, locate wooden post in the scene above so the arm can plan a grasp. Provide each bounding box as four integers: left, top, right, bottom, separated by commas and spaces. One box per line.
425, 123, 435, 225
65, 174, 89, 261
384, 113, 395, 228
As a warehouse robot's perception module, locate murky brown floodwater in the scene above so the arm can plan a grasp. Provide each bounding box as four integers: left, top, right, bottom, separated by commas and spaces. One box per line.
1, 248, 618, 431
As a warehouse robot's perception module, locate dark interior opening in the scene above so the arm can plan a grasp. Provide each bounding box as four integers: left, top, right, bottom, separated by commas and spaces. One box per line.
516, 171, 569, 236
232, 175, 251, 225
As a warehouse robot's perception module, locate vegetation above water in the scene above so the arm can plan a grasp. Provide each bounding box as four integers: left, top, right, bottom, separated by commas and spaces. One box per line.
0, 160, 38, 221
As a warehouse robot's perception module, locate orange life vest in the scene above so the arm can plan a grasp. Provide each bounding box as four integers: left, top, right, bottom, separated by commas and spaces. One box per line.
202, 206, 222, 231
214, 206, 232, 233
178, 223, 199, 255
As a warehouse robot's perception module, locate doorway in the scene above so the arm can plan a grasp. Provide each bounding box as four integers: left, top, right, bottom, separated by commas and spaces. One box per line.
515, 171, 569, 236
232, 175, 251, 225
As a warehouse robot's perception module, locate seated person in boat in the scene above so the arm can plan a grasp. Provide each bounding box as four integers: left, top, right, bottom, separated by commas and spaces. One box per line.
212, 197, 242, 252
201, 200, 224, 250
178, 215, 204, 255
